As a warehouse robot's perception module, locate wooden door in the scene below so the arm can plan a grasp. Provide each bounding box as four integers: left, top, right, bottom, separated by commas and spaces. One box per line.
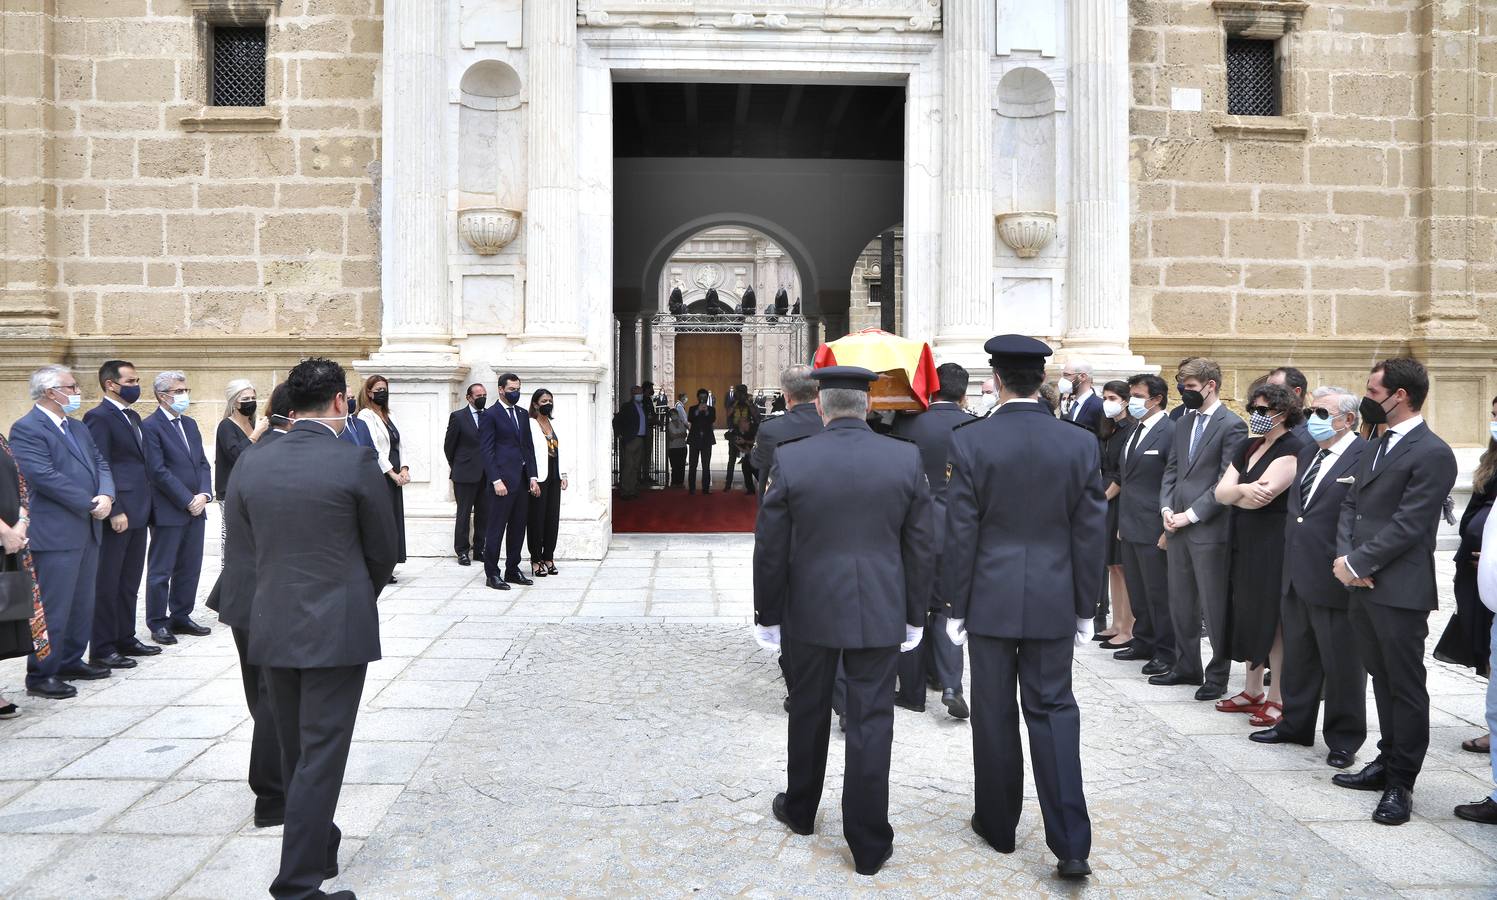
674, 334, 742, 411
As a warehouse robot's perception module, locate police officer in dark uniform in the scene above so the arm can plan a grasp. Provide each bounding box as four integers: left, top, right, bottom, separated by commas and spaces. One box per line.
753, 365, 935, 877
942, 335, 1107, 879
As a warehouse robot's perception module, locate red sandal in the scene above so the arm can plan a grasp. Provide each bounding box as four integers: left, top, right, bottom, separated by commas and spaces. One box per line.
1248, 700, 1283, 727
1213, 691, 1265, 714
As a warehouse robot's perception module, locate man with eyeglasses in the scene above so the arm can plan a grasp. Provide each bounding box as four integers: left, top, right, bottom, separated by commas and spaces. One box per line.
8, 364, 116, 699
140, 371, 214, 645
1058, 360, 1103, 432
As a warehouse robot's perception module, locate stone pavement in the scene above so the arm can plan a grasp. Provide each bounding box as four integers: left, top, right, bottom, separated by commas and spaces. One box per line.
0, 535, 1492, 898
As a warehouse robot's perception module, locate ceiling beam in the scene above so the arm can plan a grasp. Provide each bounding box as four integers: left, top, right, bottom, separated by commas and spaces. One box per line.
820, 86, 855, 157
684, 83, 699, 156
731, 83, 751, 156
631, 83, 653, 155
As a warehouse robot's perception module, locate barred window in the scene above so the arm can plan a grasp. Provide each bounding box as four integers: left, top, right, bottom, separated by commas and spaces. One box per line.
1226, 38, 1278, 117
867, 282, 882, 307
212, 26, 266, 106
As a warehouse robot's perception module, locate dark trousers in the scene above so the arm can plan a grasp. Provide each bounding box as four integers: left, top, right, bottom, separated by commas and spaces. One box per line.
619, 436, 643, 497
667, 447, 687, 486
232, 627, 284, 821
688, 445, 712, 492
527, 475, 561, 563
895, 610, 964, 706
725, 443, 741, 489
92, 525, 146, 657
452, 479, 489, 556
1120, 539, 1174, 667
146, 519, 205, 630
969, 634, 1090, 861
1165, 538, 1230, 686
265, 663, 365, 900
28, 543, 99, 682
483, 487, 528, 579
1349, 597, 1429, 790
781, 637, 899, 872
1278, 588, 1367, 752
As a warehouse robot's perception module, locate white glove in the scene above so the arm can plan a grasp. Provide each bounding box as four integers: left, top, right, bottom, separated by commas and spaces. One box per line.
753, 624, 781, 650
900, 625, 924, 653
945, 618, 968, 647
1074, 616, 1095, 648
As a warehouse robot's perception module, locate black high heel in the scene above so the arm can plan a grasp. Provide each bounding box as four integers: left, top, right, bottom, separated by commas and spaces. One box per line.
545, 562, 559, 575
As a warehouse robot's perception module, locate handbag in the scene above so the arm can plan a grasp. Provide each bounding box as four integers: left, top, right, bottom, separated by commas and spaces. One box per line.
0, 551, 36, 622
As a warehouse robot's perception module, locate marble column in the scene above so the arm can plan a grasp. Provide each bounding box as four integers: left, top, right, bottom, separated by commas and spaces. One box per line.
1064, 0, 1146, 371
935, 0, 993, 360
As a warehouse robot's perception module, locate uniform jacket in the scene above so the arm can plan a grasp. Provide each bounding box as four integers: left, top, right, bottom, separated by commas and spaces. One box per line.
1282, 436, 1365, 609
1336, 421, 1457, 611
753, 418, 934, 648
1118, 414, 1176, 544
223, 422, 397, 666
444, 404, 487, 483
479, 401, 538, 489
8, 406, 114, 551
140, 407, 212, 528
892, 401, 971, 500
82, 400, 153, 528
750, 403, 822, 493
1159, 404, 1248, 544
941, 402, 1107, 639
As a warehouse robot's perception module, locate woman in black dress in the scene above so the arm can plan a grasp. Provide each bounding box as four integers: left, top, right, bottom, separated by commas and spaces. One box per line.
527, 389, 567, 578
0, 432, 50, 718
214, 379, 265, 553
1213, 383, 1306, 727
1095, 381, 1137, 647
357, 375, 408, 574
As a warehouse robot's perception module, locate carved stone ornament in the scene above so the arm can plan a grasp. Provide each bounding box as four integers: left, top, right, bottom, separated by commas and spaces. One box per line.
458, 207, 522, 255
575, 0, 941, 33
694, 263, 723, 288
996, 211, 1057, 259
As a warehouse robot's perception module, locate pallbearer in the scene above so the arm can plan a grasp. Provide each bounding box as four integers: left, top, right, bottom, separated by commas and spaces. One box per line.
942, 335, 1107, 879
752, 365, 934, 877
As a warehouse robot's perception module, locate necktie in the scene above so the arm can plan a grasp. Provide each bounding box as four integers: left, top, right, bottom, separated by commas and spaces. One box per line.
1188, 411, 1207, 462
1124, 421, 1146, 461
508, 405, 519, 432
1372, 432, 1392, 471
123, 407, 143, 446
60, 419, 84, 459
174, 416, 190, 451
1299, 448, 1331, 508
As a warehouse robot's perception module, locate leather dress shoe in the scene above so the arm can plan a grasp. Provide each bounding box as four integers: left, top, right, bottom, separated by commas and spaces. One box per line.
25, 677, 77, 700
772, 792, 813, 835
942, 689, 970, 719
970, 814, 1014, 853
1098, 637, 1132, 650
1113, 645, 1150, 661
1248, 726, 1311, 746
1332, 760, 1387, 792
855, 845, 893, 877
151, 627, 178, 645
1194, 684, 1226, 701
1326, 748, 1356, 769
504, 571, 534, 586
118, 638, 161, 656
1140, 660, 1170, 676
1148, 671, 1203, 687
457, 552, 471, 567
1454, 797, 1497, 824
89, 652, 137, 670
59, 661, 111, 680
1372, 786, 1412, 825
1057, 859, 1092, 879
894, 697, 924, 713
486, 575, 511, 591
170, 617, 211, 636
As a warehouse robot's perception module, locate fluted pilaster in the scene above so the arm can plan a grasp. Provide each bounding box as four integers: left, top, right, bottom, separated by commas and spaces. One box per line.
936, 0, 993, 353
523, 0, 582, 340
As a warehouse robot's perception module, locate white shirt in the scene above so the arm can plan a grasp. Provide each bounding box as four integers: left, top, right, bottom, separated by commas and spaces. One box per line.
468, 402, 483, 426
1301, 430, 1357, 506
105, 396, 131, 413
997, 397, 1041, 409
1478, 503, 1497, 614
1066, 387, 1096, 421
34, 404, 66, 432
1373, 414, 1424, 468
1124, 409, 1164, 461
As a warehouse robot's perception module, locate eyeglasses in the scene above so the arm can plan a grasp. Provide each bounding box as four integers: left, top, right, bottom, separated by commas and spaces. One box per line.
1307, 407, 1335, 420
162, 388, 189, 396
53, 384, 80, 394
1245, 405, 1277, 416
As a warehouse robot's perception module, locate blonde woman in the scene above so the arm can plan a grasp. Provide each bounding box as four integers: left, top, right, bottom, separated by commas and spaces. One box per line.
214, 379, 266, 553
357, 374, 408, 573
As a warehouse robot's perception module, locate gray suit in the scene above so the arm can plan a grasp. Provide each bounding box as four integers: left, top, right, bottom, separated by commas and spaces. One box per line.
1117, 414, 1176, 666
1159, 404, 1247, 687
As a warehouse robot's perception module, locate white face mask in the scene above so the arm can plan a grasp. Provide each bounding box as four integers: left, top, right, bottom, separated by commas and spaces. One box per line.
974, 394, 998, 415
1057, 378, 1074, 397
1102, 399, 1124, 419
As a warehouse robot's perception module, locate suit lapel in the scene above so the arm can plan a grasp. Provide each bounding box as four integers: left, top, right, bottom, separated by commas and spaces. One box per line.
1124, 418, 1166, 474
1362, 424, 1424, 487
1182, 410, 1224, 477
51, 412, 90, 469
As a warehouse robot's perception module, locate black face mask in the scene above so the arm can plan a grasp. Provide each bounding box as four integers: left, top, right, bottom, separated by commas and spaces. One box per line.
503, 389, 521, 405
239, 400, 257, 417
1179, 389, 1205, 410
371, 390, 389, 407
539, 403, 555, 418
1360, 394, 1395, 427
472, 396, 487, 411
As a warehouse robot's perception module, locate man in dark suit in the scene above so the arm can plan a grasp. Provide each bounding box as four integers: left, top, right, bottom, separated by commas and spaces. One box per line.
1250, 386, 1367, 769
686, 389, 716, 494
1117, 374, 1176, 676
942, 335, 1106, 880
1331, 357, 1458, 826
140, 370, 213, 644
444, 383, 489, 565
338, 395, 374, 449
1058, 359, 1104, 432
1166, 358, 1200, 423
82, 359, 162, 668
10, 365, 116, 698
612, 385, 649, 500
225, 357, 396, 900
754, 365, 933, 877
893, 362, 972, 719
480, 372, 539, 591
1154, 357, 1247, 700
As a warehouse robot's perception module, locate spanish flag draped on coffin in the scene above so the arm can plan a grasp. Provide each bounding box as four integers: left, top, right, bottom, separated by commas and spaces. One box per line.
811, 328, 939, 412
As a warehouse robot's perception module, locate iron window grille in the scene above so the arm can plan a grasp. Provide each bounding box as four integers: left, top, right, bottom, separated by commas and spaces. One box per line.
212, 25, 266, 106
867, 282, 882, 307
1226, 38, 1279, 117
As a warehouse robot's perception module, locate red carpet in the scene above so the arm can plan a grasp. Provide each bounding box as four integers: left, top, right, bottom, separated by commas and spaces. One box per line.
612, 487, 759, 533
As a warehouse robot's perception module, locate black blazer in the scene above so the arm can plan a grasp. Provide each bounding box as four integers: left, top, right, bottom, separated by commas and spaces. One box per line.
1118, 415, 1176, 544
479, 402, 538, 488
941, 402, 1107, 639
1336, 421, 1458, 611
750, 404, 823, 497
1063, 392, 1105, 432
612, 400, 649, 440
222, 422, 397, 666
754, 418, 934, 648
214, 417, 253, 500
82, 400, 154, 527
443, 405, 486, 484
1282, 436, 1365, 609
687, 403, 716, 448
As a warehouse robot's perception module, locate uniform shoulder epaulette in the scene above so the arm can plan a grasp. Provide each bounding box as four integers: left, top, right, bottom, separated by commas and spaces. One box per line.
883, 433, 917, 445
777, 433, 815, 448
953, 416, 985, 430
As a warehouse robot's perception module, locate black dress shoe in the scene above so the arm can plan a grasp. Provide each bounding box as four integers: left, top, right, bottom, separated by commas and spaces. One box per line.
457, 552, 471, 567
894, 697, 924, 713
1140, 660, 1170, 676
1326, 749, 1356, 769
1454, 797, 1497, 824
1372, 786, 1412, 825
1332, 760, 1387, 792
25, 677, 77, 700
151, 627, 178, 645
970, 814, 1015, 853
1249, 726, 1311, 746
118, 638, 162, 657
1194, 684, 1226, 701
89, 652, 137, 670
504, 571, 534, 586
1090, 632, 1110, 643
837, 714, 846, 733
1113, 645, 1150, 661
486, 575, 511, 591
942, 689, 970, 719
1098, 637, 1132, 650
1057, 859, 1092, 879
169, 617, 211, 637
782, 696, 791, 713
59, 662, 111, 680
855, 845, 893, 877
772, 792, 813, 835
1148, 671, 1203, 687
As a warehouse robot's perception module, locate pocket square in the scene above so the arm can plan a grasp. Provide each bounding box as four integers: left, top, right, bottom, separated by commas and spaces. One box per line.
1144, 449, 1160, 456
1335, 476, 1355, 484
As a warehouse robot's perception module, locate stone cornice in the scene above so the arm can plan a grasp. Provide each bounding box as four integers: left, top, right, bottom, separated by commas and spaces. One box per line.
577, 1, 940, 33
1211, 114, 1308, 142
1211, 0, 1308, 38
66, 335, 381, 367
190, 0, 279, 25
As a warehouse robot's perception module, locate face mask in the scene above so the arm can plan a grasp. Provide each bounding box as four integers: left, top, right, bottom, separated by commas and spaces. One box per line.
974, 394, 998, 415
504, 389, 521, 405
539, 403, 555, 418
632, 393, 643, 401
118, 384, 141, 405
1360, 394, 1394, 426
170, 393, 191, 414
472, 396, 487, 411
1489, 422, 1497, 444
1248, 411, 1278, 437
1057, 378, 1074, 397
1307, 415, 1339, 443
1127, 397, 1149, 419
1102, 400, 1124, 419
239, 400, 257, 417
1179, 388, 1204, 410
371, 390, 388, 407
54, 389, 81, 415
